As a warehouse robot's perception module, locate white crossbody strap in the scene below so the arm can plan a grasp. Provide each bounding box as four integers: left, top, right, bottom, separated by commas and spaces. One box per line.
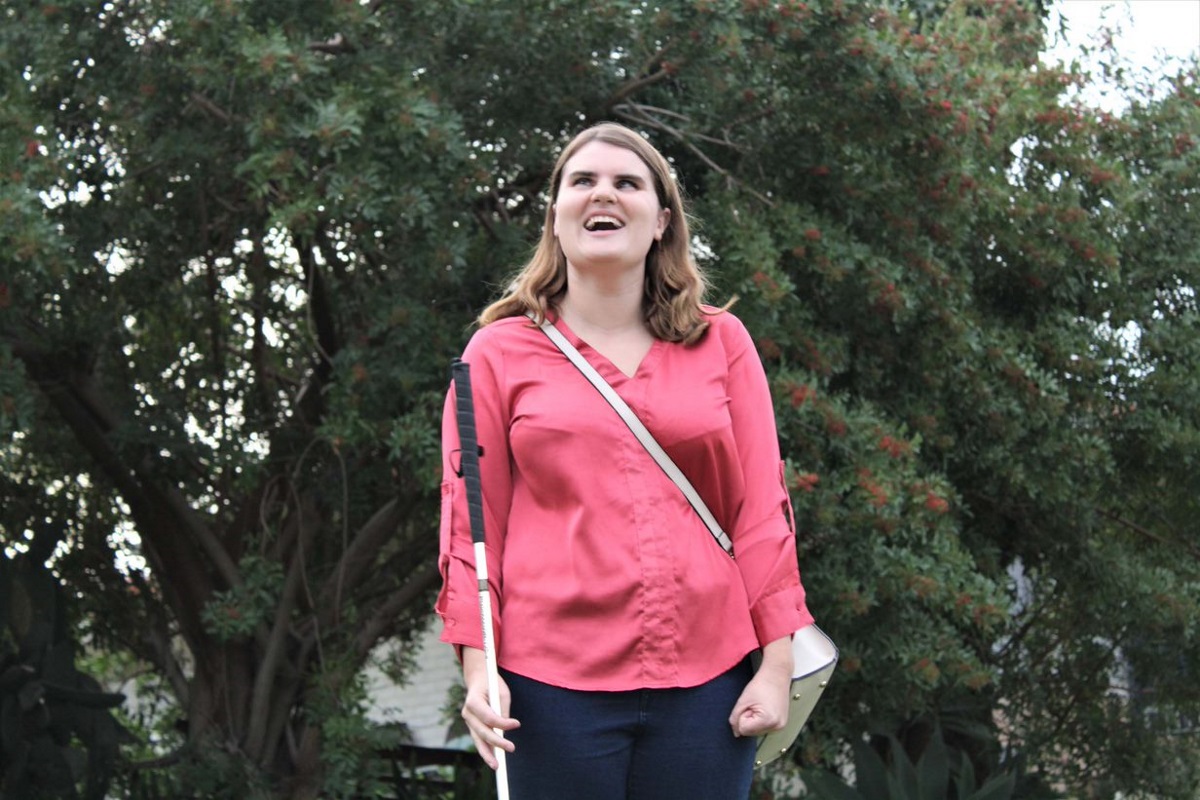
536, 318, 735, 557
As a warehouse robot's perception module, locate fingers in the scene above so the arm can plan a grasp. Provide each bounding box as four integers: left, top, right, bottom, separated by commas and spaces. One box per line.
459, 648, 519, 768
731, 705, 784, 738
462, 681, 519, 770
728, 674, 790, 738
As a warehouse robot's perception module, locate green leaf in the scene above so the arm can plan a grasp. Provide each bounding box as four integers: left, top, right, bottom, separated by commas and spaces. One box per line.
851, 738, 891, 800
802, 768, 865, 800
916, 725, 950, 800
956, 753, 978, 800
965, 772, 1016, 800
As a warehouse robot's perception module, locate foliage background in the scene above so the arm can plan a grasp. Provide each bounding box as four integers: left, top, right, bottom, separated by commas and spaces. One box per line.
2, 0, 1197, 798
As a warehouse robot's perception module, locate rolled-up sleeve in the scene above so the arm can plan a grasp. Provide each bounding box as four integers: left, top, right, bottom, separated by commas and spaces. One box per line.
435, 331, 513, 654
722, 318, 814, 645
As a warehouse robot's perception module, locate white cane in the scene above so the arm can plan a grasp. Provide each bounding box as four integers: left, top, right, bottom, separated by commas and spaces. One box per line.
451, 359, 510, 800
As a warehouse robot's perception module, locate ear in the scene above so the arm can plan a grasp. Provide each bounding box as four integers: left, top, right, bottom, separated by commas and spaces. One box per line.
552, 204, 559, 238
654, 208, 671, 241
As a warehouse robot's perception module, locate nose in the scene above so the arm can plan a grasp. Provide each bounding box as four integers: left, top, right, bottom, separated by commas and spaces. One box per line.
590, 180, 615, 203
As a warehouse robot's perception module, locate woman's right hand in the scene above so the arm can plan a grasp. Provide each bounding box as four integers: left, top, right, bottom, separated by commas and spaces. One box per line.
461, 646, 520, 769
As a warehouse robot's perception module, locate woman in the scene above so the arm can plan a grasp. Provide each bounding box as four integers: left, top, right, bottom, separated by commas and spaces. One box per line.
437, 122, 814, 798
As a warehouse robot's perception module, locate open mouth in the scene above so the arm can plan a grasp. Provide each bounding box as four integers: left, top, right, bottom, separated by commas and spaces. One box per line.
584, 215, 624, 232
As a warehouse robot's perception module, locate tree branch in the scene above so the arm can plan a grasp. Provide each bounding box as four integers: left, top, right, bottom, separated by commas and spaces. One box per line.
246, 500, 315, 763
1097, 507, 1200, 560
315, 497, 405, 627
352, 559, 440, 662
612, 103, 776, 207
267, 656, 310, 768
127, 567, 192, 708
603, 42, 678, 109
9, 337, 226, 649
308, 33, 356, 55
293, 243, 339, 427
187, 91, 235, 124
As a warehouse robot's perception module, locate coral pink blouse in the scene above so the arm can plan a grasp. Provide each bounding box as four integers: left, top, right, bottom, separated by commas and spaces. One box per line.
436, 308, 812, 691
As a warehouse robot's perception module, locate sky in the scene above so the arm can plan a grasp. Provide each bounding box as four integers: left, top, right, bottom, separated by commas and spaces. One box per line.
1044, 0, 1200, 108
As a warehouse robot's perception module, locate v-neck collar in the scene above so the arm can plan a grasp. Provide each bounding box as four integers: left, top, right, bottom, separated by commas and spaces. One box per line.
552, 315, 663, 381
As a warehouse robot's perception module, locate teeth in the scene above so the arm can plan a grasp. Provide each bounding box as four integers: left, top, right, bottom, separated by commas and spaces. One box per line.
585, 215, 623, 231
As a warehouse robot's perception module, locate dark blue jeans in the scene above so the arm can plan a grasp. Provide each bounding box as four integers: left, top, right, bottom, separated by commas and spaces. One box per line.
501, 661, 756, 799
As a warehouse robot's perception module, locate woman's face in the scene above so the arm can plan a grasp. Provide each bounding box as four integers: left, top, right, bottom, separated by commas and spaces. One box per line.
553, 140, 670, 274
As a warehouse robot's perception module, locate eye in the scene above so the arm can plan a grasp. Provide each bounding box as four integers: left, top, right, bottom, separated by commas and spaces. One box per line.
570, 175, 594, 187
616, 178, 638, 189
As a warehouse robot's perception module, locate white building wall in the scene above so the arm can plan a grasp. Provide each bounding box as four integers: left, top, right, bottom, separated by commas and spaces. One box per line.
365, 621, 467, 749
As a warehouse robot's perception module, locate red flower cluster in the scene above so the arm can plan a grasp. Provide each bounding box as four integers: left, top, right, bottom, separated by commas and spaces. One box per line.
878, 434, 911, 458
757, 336, 781, 361
911, 657, 941, 684
824, 413, 847, 437
837, 590, 869, 615
907, 575, 938, 598
872, 281, 903, 313
789, 383, 814, 407
793, 472, 820, 493
924, 492, 949, 514
857, 468, 889, 507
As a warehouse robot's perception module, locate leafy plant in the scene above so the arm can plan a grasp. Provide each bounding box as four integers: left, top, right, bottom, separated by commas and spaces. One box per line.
803, 726, 1016, 800
0, 529, 129, 799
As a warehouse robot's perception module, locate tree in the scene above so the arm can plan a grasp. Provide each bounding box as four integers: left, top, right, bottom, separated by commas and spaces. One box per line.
3, 1, 480, 795
2, 0, 1197, 797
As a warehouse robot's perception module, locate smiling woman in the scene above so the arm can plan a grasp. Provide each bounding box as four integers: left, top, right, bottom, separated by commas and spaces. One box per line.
479, 123, 712, 345
435, 122, 816, 799
553, 142, 670, 289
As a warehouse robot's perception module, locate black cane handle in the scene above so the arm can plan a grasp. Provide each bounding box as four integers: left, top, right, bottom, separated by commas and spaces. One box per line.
451, 359, 487, 546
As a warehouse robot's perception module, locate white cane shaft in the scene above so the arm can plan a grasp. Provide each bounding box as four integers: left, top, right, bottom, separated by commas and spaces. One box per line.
494, 745, 510, 800
475, 544, 510, 799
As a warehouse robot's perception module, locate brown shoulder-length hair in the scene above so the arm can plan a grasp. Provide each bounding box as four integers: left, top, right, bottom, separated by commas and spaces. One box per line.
478, 122, 714, 344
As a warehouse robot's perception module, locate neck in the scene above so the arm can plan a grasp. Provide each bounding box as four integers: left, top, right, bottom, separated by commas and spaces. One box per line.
560, 266, 645, 332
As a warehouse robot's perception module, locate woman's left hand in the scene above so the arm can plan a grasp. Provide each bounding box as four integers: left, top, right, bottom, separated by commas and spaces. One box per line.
728, 635, 794, 738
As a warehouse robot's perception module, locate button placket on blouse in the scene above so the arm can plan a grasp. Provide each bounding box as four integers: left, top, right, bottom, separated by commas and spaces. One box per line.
609, 369, 681, 684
